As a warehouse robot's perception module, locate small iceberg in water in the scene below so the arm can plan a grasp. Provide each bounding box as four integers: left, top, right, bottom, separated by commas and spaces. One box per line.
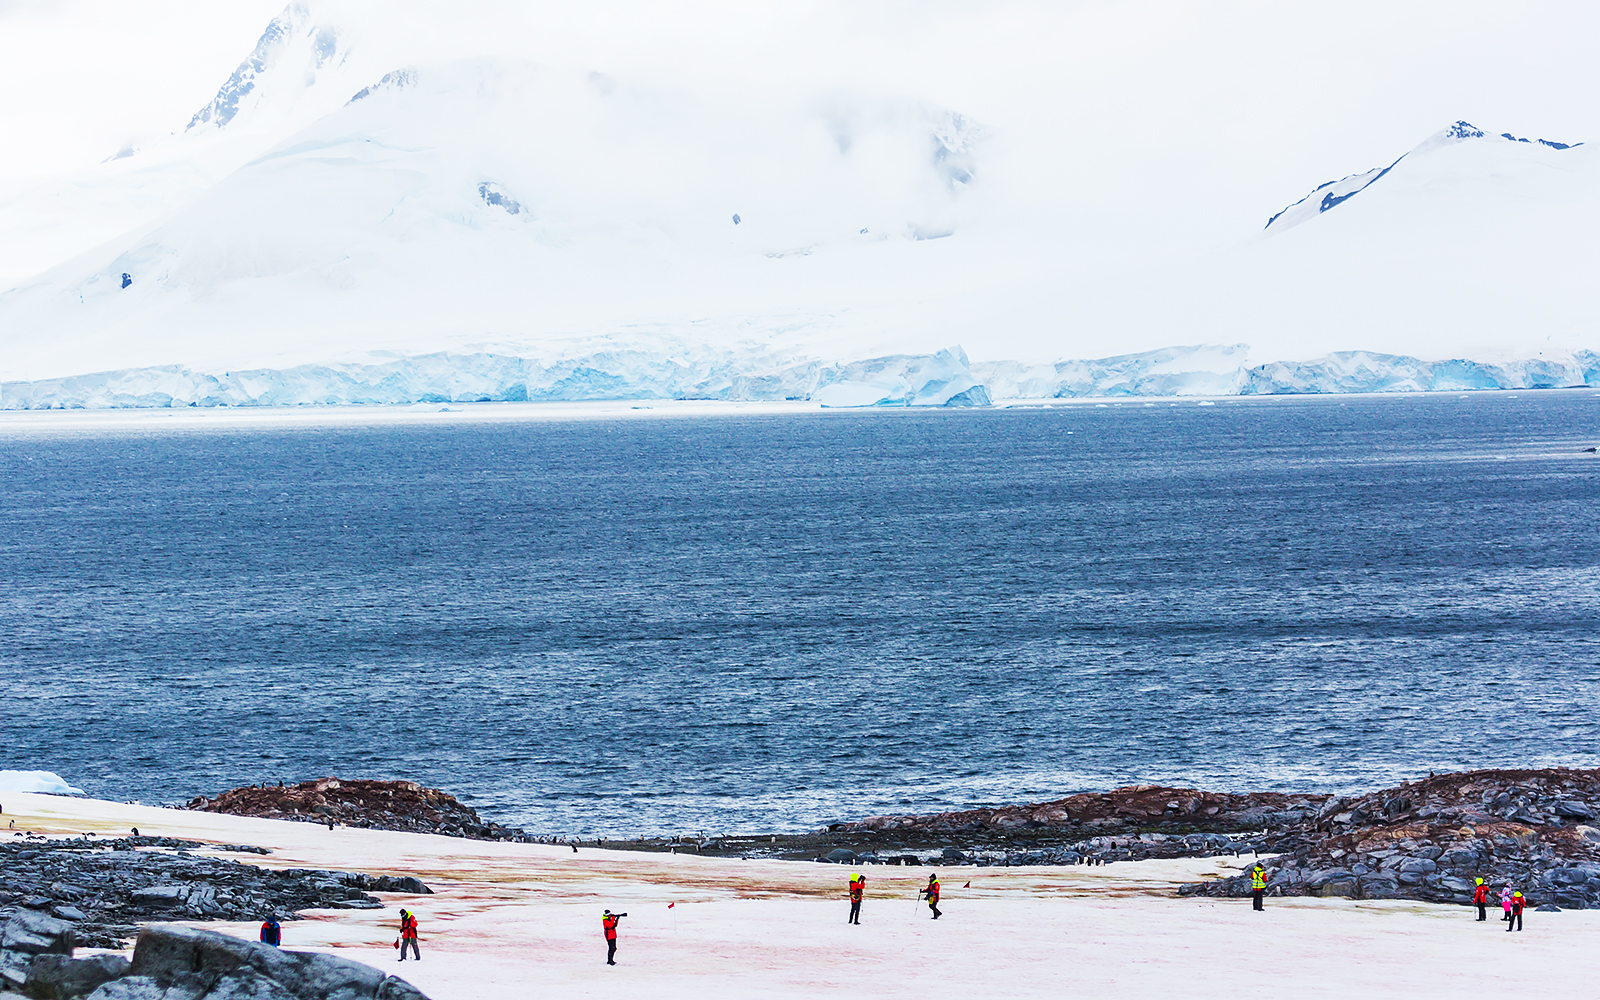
0, 770, 86, 795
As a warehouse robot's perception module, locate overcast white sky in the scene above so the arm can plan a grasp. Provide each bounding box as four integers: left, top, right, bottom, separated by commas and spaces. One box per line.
0, 1, 1594, 369
3, 2, 1596, 205
0, 0, 1595, 271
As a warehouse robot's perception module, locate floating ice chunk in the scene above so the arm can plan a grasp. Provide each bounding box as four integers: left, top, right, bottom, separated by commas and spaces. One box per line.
0, 770, 85, 795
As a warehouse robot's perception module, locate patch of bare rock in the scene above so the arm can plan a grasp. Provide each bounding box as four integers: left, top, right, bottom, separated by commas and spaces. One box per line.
1184, 768, 1600, 907
1, 912, 427, 999
185, 779, 530, 843
835, 769, 1600, 908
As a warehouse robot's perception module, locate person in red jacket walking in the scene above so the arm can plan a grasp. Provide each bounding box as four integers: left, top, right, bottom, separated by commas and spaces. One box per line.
919, 874, 942, 920
602, 909, 627, 965
1506, 892, 1525, 932
398, 909, 420, 961
1472, 878, 1490, 921
847, 873, 865, 925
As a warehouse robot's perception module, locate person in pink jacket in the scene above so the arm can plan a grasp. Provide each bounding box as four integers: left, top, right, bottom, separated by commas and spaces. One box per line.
1499, 884, 1514, 921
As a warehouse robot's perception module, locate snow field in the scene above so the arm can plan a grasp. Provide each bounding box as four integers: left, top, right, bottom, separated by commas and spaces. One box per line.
3, 791, 1594, 998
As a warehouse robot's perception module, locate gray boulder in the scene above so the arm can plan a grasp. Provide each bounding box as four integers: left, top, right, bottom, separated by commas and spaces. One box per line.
1357, 876, 1400, 899
1317, 879, 1358, 898
1397, 858, 1437, 875
129, 926, 427, 1000
84, 975, 209, 1000
1, 909, 78, 991
1553, 801, 1596, 820
823, 849, 857, 863
22, 953, 131, 999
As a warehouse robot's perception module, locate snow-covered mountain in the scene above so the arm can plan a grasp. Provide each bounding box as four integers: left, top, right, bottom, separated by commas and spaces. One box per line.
1264, 121, 1583, 234
1, 3, 1597, 409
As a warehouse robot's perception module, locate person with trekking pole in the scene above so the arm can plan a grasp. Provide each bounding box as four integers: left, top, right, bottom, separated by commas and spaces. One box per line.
1506, 892, 1525, 932
919, 874, 942, 920
396, 909, 420, 961
1472, 878, 1490, 921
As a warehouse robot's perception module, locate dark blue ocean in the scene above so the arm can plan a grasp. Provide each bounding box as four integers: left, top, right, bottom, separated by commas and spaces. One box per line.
3, 391, 1599, 836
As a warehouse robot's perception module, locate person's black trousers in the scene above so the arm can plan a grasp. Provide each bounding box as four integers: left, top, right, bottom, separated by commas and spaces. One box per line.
1477, 903, 1487, 921
400, 938, 419, 960
1506, 912, 1522, 932
849, 899, 861, 924
1252, 890, 1264, 911
607, 939, 617, 964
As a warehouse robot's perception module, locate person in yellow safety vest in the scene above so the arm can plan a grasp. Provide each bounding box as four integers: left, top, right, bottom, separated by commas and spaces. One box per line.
1250, 864, 1267, 911
919, 874, 942, 920
397, 909, 420, 961
848, 873, 865, 925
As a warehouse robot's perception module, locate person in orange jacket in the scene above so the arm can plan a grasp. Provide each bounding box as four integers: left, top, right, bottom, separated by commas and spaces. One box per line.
397, 908, 420, 961
847, 873, 865, 925
602, 909, 627, 965
1472, 878, 1490, 921
1506, 892, 1525, 932
919, 874, 942, 920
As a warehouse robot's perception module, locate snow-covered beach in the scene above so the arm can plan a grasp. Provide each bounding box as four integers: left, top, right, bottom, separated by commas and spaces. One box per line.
3, 790, 1592, 999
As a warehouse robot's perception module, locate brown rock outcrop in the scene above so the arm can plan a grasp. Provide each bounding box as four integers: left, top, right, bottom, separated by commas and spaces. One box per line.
186, 778, 528, 842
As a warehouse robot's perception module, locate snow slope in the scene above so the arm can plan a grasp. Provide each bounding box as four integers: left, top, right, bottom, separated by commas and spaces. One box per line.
0, 4, 1597, 407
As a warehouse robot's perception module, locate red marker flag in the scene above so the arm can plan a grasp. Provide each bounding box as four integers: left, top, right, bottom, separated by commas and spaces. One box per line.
668, 902, 676, 908
963, 882, 971, 889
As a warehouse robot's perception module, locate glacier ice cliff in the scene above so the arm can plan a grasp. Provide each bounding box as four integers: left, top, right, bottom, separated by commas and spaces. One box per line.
2, 345, 1597, 410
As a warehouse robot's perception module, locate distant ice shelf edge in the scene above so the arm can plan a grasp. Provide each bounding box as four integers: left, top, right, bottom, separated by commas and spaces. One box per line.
2, 344, 1598, 410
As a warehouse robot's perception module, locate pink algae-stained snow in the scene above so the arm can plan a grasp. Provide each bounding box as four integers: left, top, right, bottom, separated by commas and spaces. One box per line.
3, 791, 1593, 999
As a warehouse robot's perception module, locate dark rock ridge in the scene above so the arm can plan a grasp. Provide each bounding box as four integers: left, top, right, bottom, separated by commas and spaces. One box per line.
0, 837, 429, 951
186, 778, 530, 842
1181, 768, 1600, 907
840, 784, 1331, 837
2, 913, 427, 999
832, 769, 1600, 907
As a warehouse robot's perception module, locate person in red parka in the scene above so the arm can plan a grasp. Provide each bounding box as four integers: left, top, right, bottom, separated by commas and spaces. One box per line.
919, 874, 942, 920
1506, 892, 1525, 932
1472, 879, 1490, 921
602, 909, 627, 965
398, 909, 420, 961
848, 873, 865, 925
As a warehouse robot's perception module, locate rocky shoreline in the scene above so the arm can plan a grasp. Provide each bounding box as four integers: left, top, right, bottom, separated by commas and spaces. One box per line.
0, 916, 427, 1000
603, 769, 1600, 910
0, 835, 430, 952
1183, 768, 1600, 908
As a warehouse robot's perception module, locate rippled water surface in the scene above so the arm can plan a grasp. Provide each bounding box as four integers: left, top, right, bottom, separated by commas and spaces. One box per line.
4, 392, 1600, 835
